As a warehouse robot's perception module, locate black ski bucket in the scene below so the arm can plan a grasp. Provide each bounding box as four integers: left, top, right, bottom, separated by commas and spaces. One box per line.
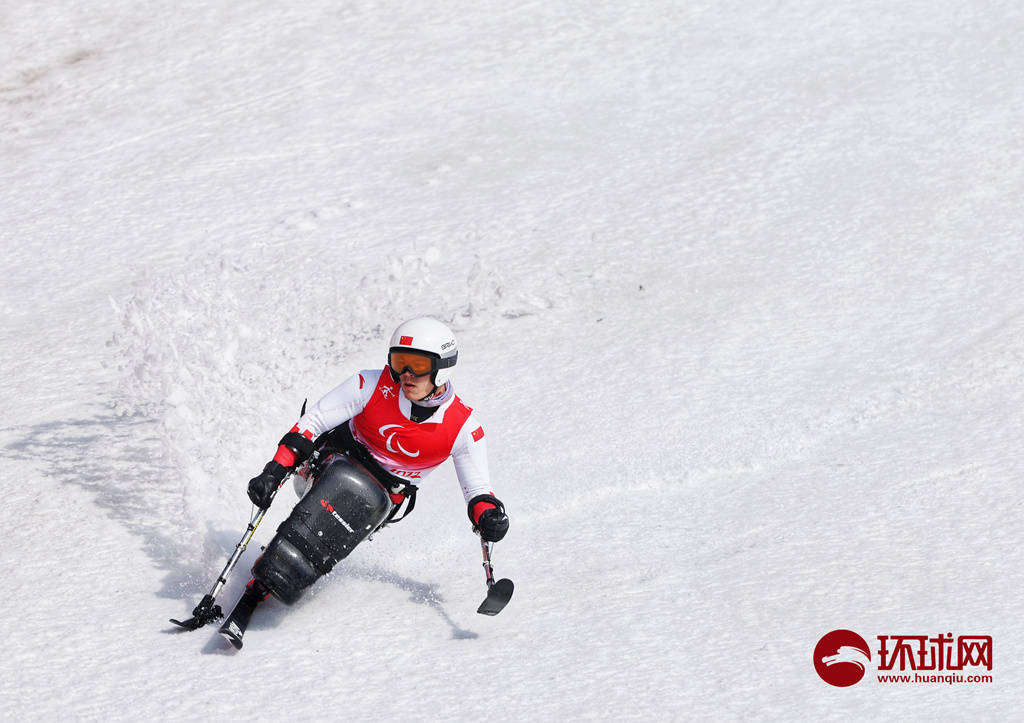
253, 453, 393, 605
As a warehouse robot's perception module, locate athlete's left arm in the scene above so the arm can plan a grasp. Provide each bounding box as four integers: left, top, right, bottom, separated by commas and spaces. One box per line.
452, 416, 507, 534
451, 415, 491, 501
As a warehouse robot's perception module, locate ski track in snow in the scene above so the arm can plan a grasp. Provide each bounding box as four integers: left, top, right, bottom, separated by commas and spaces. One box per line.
2, 0, 1024, 720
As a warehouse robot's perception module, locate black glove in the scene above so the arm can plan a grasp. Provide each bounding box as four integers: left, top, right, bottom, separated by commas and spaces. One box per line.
477, 507, 510, 542
247, 461, 289, 509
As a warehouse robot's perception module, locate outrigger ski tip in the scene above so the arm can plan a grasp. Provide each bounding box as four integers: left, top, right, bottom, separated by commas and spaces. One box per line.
170, 594, 223, 630
169, 614, 217, 631
477, 538, 514, 615
477, 577, 514, 616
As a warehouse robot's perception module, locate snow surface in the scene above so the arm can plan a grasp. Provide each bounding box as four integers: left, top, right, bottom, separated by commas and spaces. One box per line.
2, 0, 1023, 719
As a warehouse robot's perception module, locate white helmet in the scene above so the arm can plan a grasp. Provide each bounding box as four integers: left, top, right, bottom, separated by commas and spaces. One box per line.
387, 317, 458, 386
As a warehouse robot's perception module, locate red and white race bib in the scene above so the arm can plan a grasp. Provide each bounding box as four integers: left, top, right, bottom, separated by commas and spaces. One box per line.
351, 367, 472, 474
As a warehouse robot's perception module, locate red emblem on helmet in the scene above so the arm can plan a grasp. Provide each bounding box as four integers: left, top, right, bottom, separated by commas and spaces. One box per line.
399, 335, 413, 345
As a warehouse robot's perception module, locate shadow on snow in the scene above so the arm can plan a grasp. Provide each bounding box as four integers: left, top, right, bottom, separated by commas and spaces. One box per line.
4, 409, 478, 645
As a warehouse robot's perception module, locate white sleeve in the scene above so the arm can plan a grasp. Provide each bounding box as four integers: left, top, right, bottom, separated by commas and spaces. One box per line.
451, 414, 492, 502
294, 369, 378, 439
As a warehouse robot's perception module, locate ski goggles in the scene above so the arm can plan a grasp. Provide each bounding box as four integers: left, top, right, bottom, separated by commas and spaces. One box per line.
388, 350, 435, 377
388, 348, 457, 378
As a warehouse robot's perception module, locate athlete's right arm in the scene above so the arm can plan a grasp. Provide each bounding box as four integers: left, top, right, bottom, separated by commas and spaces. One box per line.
271, 369, 380, 467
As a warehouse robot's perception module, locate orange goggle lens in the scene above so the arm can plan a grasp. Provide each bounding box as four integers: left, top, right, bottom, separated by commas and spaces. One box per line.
389, 351, 434, 377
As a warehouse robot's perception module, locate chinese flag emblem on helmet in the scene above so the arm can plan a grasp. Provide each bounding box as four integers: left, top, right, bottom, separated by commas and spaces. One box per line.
399, 335, 414, 346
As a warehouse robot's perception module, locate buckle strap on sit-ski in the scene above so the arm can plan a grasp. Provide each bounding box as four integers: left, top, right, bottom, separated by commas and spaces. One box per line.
385, 483, 418, 525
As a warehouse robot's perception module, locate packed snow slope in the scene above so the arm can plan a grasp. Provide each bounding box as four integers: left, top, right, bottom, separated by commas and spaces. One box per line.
2, 0, 1023, 720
